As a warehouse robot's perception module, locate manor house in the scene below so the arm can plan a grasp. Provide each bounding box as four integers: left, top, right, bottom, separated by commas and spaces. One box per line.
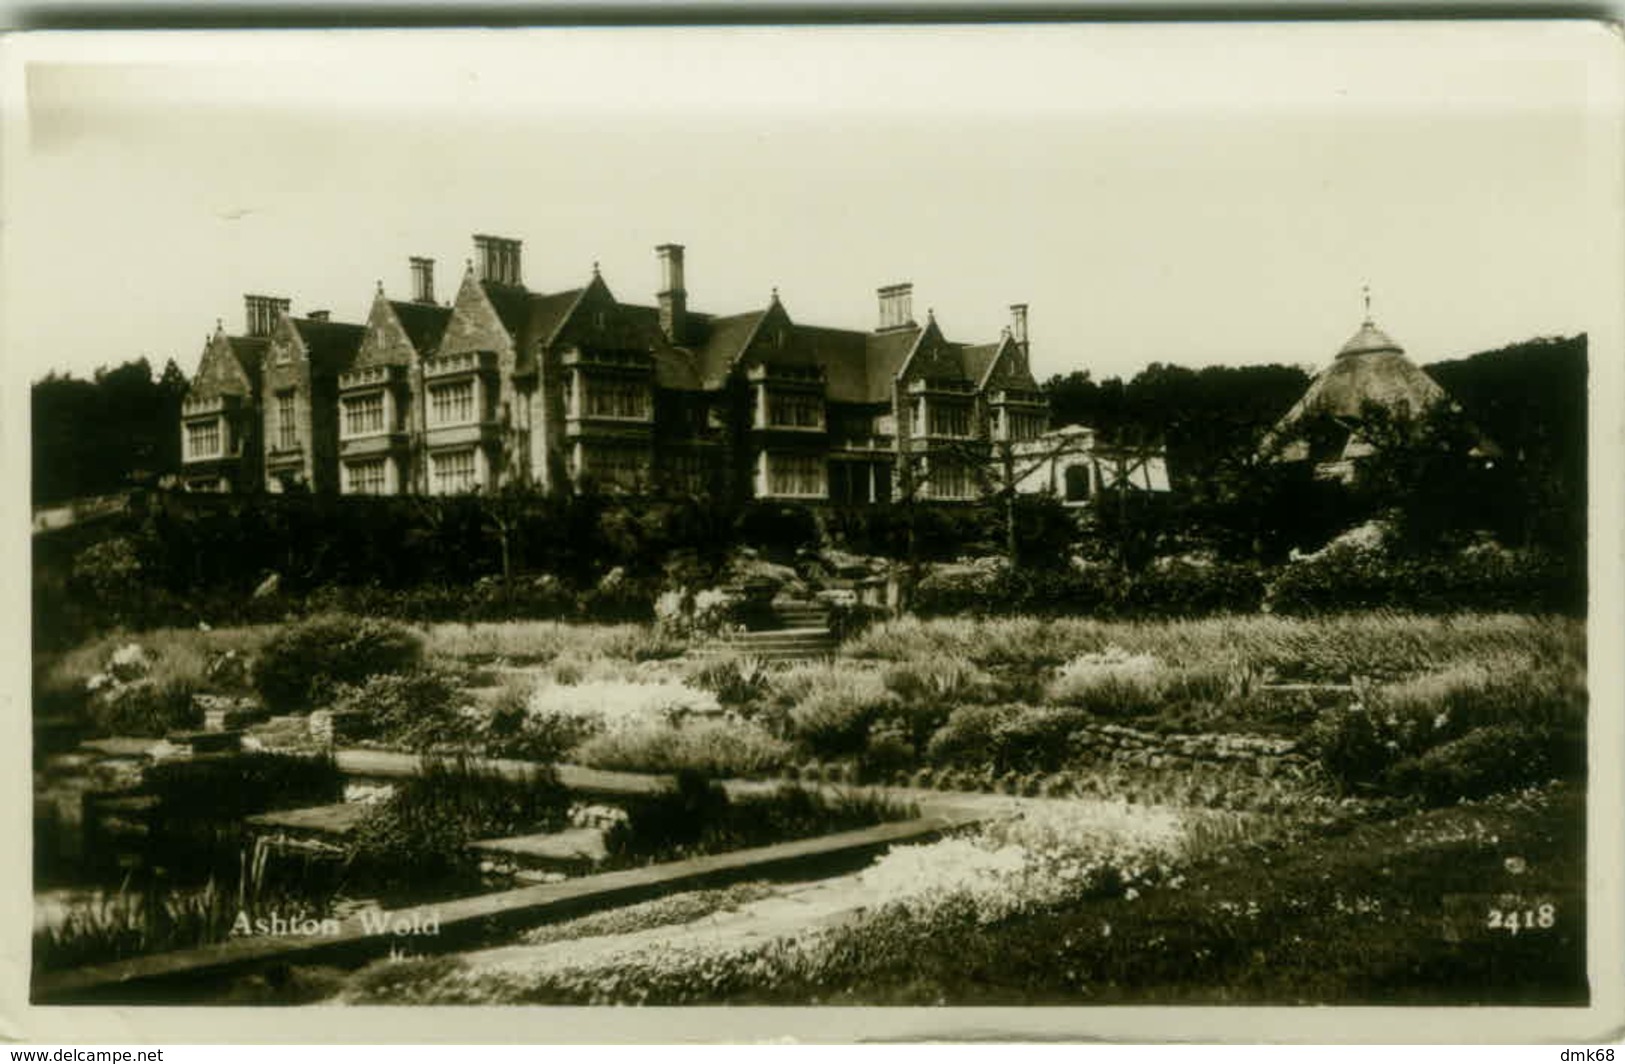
178, 236, 1051, 505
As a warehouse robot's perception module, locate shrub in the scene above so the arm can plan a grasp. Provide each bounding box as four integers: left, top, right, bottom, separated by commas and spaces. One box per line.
142, 752, 343, 879
253, 614, 423, 713
1385, 724, 1583, 805
605, 770, 731, 859
86, 676, 201, 737
858, 720, 917, 782
988, 705, 1096, 774
686, 655, 773, 707
575, 719, 792, 778
605, 773, 914, 864
334, 669, 468, 752
349, 756, 571, 882
924, 704, 1022, 767
782, 668, 902, 760
1266, 545, 1583, 616
1046, 647, 1165, 716
145, 751, 344, 820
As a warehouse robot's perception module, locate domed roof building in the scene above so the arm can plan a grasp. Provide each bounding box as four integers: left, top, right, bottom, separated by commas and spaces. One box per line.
1261, 299, 1499, 481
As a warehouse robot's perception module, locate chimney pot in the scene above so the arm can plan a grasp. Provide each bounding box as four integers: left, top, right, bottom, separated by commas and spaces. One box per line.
244, 294, 292, 338
877, 283, 915, 331
1009, 303, 1029, 348
656, 244, 688, 343
473, 234, 523, 286
410, 257, 436, 303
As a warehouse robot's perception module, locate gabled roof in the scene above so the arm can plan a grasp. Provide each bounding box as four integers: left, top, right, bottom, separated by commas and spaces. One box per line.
226, 337, 269, 385
526, 288, 587, 349
189, 331, 265, 402
862, 328, 923, 402
794, 324, 871, 403
620, 303, 703, 391
290, 318, 367, 377
691, 310, 769, 389
480, 281, 531, 341
961, 342, 1001, 389
390, 301, 453, 358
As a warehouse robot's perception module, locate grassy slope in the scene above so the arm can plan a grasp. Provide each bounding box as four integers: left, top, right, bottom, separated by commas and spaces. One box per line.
758, 782, 1585, 1006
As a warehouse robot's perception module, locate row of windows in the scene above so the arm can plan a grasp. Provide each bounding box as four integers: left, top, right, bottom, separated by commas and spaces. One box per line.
763, 390, 824, 429
567, 375, 652, 421
430, 448, 479, 494
996, 409, 1048, 442
763, 453, 827, 498
184, 418, 223, 460
917, 399, 973, 439
430, 380, 477, 426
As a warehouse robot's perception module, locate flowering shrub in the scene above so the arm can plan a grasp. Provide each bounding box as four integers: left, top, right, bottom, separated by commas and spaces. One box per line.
82, 640, 200, 737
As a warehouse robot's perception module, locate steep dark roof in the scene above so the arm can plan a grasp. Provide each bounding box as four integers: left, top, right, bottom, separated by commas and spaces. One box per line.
691, 310, 768, 389
619, 303, 703, 391
961, 342, 1001, 389
390, 301, 453, 358
863, 328, 923, 402
794, 324, 871, 404
481, 281, 531, 341
226, 337, 269, 385
292, 319, 366, 377
526, 288, 586, 348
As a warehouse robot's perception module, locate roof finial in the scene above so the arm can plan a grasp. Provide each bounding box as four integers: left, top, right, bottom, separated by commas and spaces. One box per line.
1362, 284, 1372, 324
771, 286, 779, 302
592, 260, 601, 278
215, 318, 223, 332
376, 279, 384, 294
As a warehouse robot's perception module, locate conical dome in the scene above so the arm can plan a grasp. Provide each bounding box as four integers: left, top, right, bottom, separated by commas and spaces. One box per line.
1337, 319, 1404, 359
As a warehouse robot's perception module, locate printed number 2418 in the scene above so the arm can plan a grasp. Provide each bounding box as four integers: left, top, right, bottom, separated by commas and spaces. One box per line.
1487, 903, 1555, 934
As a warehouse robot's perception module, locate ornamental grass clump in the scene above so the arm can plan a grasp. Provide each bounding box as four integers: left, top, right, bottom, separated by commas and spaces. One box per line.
574, 718, 792, 778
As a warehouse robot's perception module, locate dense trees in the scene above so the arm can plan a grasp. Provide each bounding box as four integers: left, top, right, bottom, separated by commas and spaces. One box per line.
32, 358, 189, 505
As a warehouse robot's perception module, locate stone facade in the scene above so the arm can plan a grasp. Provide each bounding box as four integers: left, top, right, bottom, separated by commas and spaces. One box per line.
179, 236, 1052, 504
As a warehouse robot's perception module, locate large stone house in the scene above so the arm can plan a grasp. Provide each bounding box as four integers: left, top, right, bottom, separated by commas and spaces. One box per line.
179, 235, 1052, 504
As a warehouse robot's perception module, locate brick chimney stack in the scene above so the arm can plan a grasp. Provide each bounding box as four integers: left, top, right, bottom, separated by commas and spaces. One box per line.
244, 294, 292, 337
410, 257, 436, 303
877, 283, 915, 332
1009, 303, 1029, 359
473, 235, 523, 287
656, 244, 687, 344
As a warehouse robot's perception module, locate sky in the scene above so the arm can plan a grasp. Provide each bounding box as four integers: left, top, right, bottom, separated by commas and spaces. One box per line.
3, 23, 1621, 386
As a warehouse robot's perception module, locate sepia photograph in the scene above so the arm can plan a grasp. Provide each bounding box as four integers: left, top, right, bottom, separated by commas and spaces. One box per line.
5, 21, 1622, 1041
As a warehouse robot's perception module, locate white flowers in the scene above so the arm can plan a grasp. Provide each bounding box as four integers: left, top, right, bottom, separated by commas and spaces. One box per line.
526, 679, 721, 735
857, 802, 1190, 925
